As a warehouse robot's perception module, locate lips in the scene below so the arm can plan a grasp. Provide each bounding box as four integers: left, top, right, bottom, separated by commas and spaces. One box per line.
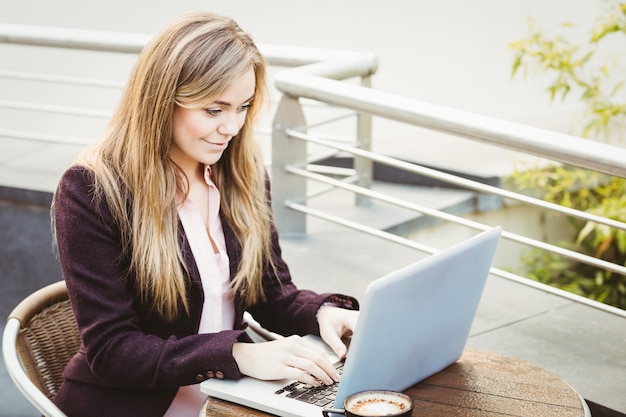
202, 138, 229, 149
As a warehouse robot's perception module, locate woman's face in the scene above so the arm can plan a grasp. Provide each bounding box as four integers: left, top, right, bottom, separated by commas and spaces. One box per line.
170, 68, 256, 175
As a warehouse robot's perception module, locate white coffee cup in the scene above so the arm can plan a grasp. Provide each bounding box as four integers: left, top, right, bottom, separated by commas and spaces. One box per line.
322, 390, 414, 417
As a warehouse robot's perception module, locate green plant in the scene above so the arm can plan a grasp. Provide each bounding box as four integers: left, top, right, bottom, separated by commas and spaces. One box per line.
508, 165, 626, 309
509, 1, 626, 309
510, 1, 626, 139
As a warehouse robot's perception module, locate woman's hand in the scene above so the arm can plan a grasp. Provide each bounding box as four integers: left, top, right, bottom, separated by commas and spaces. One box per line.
317, 306, 359, 360
232, 335, 340, 386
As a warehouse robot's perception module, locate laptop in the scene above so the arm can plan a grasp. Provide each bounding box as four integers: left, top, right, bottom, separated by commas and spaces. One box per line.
201, 226, 502, 416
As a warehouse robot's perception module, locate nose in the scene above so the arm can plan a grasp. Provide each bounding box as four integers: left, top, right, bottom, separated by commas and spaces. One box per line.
217, 112, 241, 137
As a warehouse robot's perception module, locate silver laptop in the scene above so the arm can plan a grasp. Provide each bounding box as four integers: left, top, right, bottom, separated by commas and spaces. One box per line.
201, 226, 502, 417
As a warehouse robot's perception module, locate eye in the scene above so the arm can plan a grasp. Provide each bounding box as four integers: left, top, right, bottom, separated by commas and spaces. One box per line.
238, 102, 253, 112
205, 108, 221, 116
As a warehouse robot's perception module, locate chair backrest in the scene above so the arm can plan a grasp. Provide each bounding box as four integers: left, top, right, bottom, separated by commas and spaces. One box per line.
3, 280, 80, 417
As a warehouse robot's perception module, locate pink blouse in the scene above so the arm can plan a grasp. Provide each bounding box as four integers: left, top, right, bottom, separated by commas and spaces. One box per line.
164, 166, 235, 417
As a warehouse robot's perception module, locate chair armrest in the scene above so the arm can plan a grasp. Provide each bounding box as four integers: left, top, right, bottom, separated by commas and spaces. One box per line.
2, 317, 68, 417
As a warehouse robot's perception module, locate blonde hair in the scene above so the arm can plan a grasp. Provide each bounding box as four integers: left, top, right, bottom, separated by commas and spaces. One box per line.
77, 11, 272, 321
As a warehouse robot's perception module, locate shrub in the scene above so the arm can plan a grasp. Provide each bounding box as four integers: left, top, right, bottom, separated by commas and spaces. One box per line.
509, 1, 626, 309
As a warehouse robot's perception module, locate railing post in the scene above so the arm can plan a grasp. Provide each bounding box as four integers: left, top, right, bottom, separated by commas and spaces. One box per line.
271, 95, 308, 236
355, 74, 373, 207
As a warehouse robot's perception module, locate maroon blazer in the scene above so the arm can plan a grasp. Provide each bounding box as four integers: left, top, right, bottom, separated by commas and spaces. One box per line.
52, 166, 357, 417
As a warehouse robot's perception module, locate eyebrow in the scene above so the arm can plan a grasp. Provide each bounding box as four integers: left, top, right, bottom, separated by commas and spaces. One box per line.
212, 94, 255, 107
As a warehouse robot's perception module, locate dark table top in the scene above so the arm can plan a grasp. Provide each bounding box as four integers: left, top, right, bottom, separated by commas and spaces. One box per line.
201, 350, 588, 417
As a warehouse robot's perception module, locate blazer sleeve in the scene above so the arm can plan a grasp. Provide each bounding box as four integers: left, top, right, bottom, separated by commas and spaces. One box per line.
53, 166, 250, 390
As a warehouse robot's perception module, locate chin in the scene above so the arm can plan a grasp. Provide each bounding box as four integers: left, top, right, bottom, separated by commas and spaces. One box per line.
204, 153, 225, 166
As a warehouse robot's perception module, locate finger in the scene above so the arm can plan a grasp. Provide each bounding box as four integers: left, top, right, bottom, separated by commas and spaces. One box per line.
283, 364, 321, 386
298, 339, 342, 382
286, 356, 334, 386
323, 333, 347, 359
317, 308, 358, 360
285, 340, 339, 384
295, 343, 339, 383
319, 325, 349, 360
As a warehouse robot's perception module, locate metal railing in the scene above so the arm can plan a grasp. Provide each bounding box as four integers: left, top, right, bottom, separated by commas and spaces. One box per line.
1, 23, 625, 318
270, 61, 626, 318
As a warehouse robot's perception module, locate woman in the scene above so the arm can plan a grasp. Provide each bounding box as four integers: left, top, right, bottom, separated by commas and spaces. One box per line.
52, 11, 358, 417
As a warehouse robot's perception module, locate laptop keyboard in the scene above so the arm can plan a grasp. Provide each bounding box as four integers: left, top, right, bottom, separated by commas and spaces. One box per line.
274, 362, 344, 407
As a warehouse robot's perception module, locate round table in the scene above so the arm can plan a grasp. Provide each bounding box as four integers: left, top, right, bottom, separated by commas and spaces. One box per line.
201, 350, 590, 416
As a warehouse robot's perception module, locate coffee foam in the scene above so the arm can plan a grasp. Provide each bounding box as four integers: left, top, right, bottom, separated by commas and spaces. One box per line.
346, 392, 410, 416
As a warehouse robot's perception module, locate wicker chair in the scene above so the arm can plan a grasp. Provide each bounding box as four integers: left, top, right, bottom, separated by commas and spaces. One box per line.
2, 280, 79, 417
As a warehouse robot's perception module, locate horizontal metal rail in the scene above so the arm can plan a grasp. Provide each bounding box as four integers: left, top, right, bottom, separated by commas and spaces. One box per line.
0, 99, 112, 118
0, 24, 378, 73
0, 129, 90, 146
0, 23, 149, 53
286, 129, 626, 232
285, 164, 626, 277
275, 72, 626, 178
0, 69, 124, 88
284, 199, 626, 319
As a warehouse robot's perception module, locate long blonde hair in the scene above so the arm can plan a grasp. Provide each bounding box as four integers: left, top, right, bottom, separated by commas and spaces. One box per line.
77, 11, 272, 321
